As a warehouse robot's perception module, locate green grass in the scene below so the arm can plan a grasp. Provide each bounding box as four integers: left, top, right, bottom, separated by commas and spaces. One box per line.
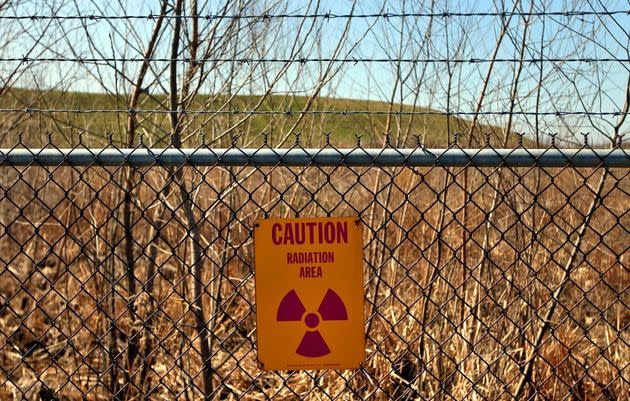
2, 88, 504, 147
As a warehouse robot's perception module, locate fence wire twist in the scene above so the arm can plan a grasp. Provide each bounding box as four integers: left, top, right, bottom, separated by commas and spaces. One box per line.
0, 137, 628, 401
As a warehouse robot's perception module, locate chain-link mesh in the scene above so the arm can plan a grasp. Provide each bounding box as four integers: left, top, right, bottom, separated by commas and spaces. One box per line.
0, 137, 628, 401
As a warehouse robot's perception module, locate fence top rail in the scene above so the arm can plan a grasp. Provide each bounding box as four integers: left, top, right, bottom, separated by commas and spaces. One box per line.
0, 147, 628, 168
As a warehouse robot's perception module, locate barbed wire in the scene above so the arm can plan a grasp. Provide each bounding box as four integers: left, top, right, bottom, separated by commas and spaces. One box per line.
4, 56, 628, 64
0, 10, 628, 20
1, 107, 625, 116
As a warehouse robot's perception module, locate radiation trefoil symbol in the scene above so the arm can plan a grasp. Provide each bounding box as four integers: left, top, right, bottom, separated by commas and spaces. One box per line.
276, 289, 348, 357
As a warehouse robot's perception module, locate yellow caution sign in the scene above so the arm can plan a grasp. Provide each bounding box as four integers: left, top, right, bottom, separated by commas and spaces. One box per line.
254, 216, 365, 370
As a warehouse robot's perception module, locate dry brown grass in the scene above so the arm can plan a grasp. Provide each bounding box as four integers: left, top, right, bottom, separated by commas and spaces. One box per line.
0, 162, 628, 400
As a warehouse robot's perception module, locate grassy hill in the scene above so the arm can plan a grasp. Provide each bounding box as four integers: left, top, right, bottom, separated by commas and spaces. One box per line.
1, 88, 504, 147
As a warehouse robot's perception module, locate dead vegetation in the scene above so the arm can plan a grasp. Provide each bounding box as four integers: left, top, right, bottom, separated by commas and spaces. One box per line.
0, 161, 627, 400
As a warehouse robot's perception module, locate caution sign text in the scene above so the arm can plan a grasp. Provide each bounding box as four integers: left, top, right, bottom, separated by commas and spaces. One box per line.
254, 217, 365, 370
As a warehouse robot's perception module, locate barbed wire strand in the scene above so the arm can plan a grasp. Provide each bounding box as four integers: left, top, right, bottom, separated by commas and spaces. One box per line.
0, 10, 628, 20
1, 108, 625, 116
4, 56, 628, 64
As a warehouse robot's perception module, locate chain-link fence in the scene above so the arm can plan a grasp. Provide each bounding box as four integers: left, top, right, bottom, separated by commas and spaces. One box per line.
1, 137, 628, 401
